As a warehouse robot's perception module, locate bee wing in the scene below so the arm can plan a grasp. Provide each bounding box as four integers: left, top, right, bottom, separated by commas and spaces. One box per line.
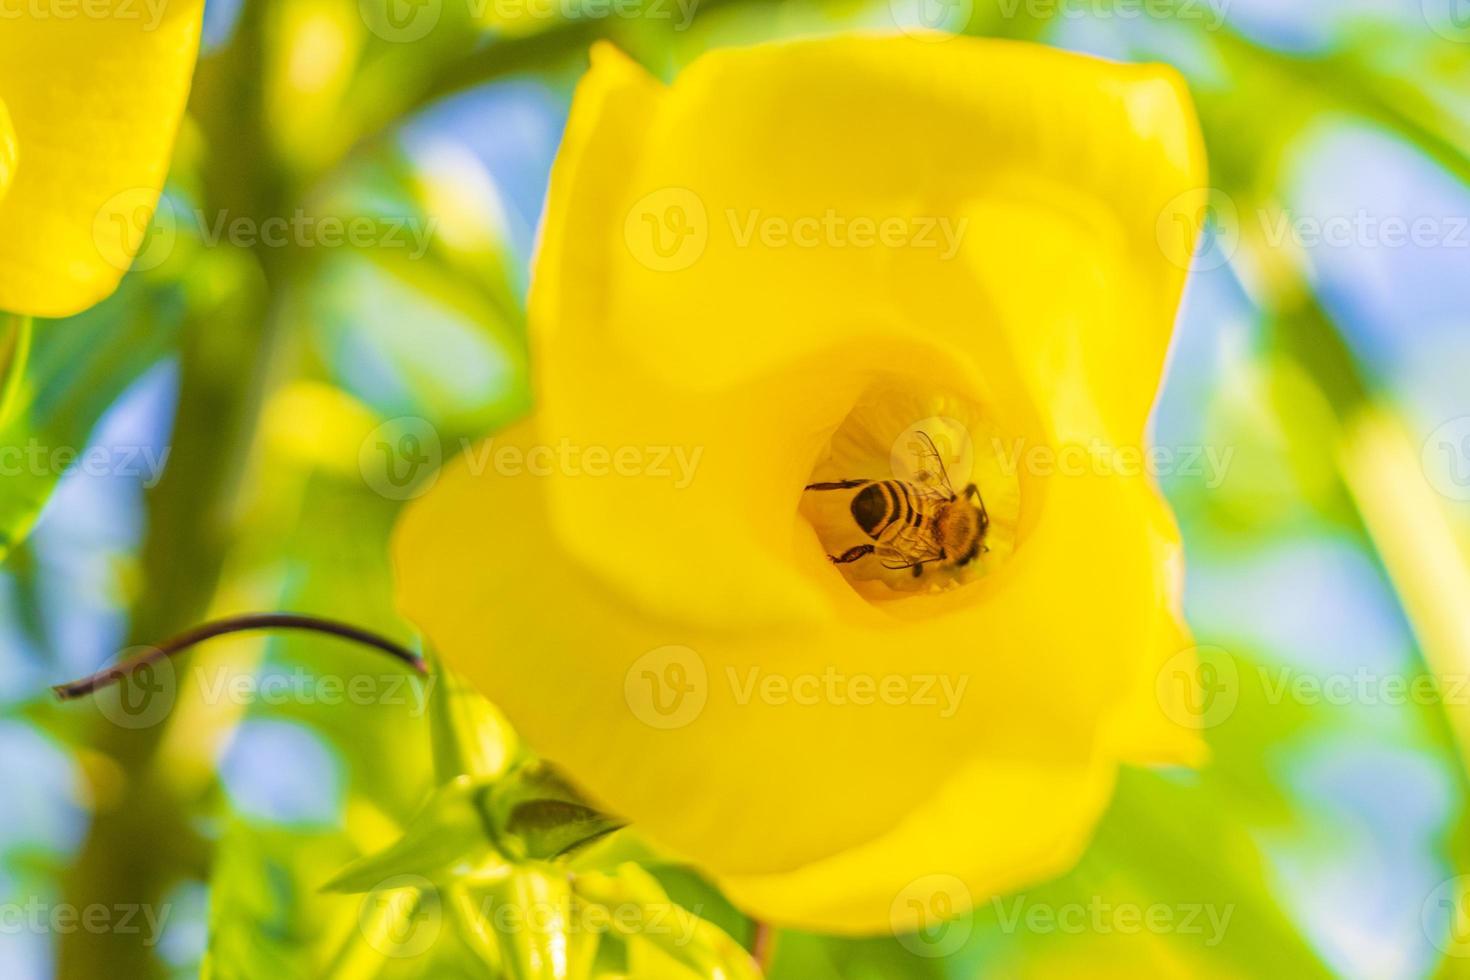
877, 524, 944, 570
908, 479, 951, 502
908, 431, 956, 498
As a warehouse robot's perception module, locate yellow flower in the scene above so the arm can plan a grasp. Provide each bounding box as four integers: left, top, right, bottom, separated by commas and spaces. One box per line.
0, 3, 204, 318
394, 36, 1208, 933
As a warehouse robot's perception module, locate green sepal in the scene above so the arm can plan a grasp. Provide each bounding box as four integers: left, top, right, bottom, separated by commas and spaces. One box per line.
484, 761, 626, 862
320, 775, 501, 894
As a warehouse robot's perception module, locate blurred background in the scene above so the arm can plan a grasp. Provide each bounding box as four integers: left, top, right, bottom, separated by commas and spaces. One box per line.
2, 0, 1470, 977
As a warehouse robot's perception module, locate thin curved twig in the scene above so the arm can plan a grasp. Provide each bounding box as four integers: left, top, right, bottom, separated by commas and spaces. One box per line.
52, 613, 426, 701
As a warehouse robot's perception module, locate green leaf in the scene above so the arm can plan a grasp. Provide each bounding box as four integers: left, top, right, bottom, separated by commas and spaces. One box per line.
427, 654, 520, 785
322, 775, 500, 894
203, 821, 366, 980
454, 865, 600, 980
573, 865, 761, 980
0, 281, 181, 562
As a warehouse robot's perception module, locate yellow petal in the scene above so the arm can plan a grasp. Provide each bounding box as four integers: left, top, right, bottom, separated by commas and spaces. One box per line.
0, 98, 15, 205
1105, 489, 1209, 769
538, 39, 1205, 435
720, 757, 1115, 935
0, 2, 205, 318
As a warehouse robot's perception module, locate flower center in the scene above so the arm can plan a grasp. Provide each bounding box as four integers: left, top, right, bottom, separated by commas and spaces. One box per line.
801, 381, 1020, 599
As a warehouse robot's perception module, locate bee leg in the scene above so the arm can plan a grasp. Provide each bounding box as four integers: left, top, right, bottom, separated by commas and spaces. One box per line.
805, 479, 871, 491
911, 563, 926, 578
966, 483, 991, 529
828, 544, 875, 564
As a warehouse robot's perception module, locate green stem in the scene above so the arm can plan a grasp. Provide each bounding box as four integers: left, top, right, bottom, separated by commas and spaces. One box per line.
55, 3, 290, 976
0, 312, 30, 427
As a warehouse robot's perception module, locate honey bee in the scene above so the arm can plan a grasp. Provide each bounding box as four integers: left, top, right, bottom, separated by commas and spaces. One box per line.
805, 432, 990, 577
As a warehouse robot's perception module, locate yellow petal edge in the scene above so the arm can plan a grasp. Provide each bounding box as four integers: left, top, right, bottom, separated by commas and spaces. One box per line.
0, 3, 205, 317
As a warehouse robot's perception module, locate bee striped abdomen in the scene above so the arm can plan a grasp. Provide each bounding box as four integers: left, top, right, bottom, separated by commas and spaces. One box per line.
850, 481, 921, 541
